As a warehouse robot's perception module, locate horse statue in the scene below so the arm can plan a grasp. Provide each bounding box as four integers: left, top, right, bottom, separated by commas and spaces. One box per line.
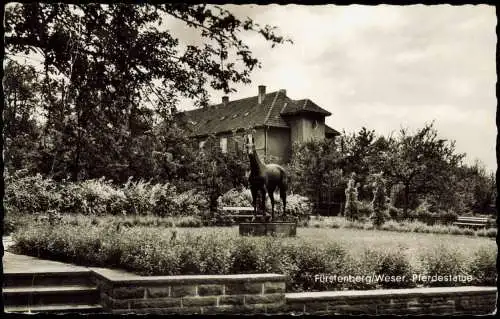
244, 133, 287, 222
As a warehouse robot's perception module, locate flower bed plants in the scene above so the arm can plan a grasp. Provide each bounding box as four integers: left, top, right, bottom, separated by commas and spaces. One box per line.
10, 222, 496, 293
308, 217, 497, 238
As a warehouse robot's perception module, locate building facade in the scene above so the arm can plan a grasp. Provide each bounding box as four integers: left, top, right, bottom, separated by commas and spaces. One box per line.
176, 85, 340, 163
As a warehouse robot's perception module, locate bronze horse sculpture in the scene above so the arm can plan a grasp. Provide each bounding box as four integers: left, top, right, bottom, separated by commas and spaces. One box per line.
244, 134, 287, 222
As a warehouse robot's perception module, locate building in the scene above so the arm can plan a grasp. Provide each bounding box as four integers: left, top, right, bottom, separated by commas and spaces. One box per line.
176, 85, 340, 163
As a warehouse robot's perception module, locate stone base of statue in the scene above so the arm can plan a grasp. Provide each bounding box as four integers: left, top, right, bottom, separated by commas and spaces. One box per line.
239, 222, 297, 237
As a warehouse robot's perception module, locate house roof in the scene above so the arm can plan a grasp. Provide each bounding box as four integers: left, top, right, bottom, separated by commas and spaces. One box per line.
281, 99, 332, 116
176, 89, 333, 137
325, 124, 341, 137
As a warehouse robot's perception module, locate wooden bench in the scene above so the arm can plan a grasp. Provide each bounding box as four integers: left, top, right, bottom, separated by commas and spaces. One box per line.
453, 216, 490, 229
221, 206, 256, 222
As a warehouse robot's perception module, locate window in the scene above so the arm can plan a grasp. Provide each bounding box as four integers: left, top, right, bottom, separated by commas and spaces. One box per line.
312, 120, 319, 129
199, 140, 206, 149
220, 137, 227, 153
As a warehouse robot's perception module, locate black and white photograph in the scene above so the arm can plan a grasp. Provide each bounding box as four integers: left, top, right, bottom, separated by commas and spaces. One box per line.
2, 2, 497, 316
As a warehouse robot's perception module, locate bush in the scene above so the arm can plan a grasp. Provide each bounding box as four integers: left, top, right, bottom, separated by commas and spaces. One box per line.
436, 210, 458, 225
344, 175, 360, 221
388, 205, 403, 221
372, 247, 415, 288
476, 228, 497, 238
11, 218, 497, 292
217, 188, 312, 224
357, 201, 373, 218
369, 174, 389, 227
468, 245, 497, 286
5, 171, 59, 215
74, 178, 128, 215
173, 190, 209, 217
419, 244, 468, 287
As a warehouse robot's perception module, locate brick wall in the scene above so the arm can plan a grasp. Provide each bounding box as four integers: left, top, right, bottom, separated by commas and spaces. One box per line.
90, 268, 496, 315
284, 286, 497, 315
91, 270, 286, 314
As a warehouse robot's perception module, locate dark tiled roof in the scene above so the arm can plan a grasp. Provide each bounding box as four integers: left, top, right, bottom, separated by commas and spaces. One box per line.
325, 124, 341, 136
281, 99, 332, 116
177, 90, 332, 137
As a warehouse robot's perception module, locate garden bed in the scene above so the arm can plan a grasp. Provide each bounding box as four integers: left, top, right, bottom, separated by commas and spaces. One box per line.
10, 221, 496, 293
307, 216, 497, 238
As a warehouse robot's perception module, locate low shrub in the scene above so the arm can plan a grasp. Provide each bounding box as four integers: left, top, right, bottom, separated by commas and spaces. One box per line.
418, 244, 468, 287
217, 188, 312, 224
5, 171, 59, 215
357, 201, 374, 218
468, 245, 497, 286
476, 228, 497, 238
172, 190, 209, 217
372, 247, 415, 288
436, 210, 458, 225
11, 221, 496, 292
388, 205, 403, 221
380, 220, 399, 232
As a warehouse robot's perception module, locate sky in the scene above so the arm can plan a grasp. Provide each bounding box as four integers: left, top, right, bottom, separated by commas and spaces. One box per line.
172, 4, 497, 172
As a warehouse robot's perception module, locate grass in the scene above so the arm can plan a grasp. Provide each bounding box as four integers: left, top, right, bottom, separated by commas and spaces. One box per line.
307, 216, 497, 238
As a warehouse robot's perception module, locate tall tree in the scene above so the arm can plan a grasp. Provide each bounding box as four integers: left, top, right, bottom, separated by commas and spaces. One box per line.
3, 61, 43, 174
5, 3, 290, 181
288, 138, 345, 212
382, 123, 465, 213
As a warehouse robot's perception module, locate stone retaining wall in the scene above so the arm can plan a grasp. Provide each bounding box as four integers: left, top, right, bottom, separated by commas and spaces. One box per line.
89, 268, 496, 315
90, 270, 286, 314
284, 286, 497, 315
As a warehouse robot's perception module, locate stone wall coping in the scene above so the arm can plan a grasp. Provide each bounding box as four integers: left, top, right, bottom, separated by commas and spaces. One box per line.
239, 222, 297, 225
90, 267, 286, 285
286, 286, 498, 301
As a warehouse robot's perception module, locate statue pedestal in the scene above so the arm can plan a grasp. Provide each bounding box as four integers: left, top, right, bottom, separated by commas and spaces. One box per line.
239, 222, 297, 237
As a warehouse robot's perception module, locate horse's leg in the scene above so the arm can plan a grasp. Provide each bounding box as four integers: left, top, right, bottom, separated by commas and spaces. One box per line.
251, 187, 258, 222
261, 186, 269, 221
280, 187, 287, 215
268, 186, 276, 221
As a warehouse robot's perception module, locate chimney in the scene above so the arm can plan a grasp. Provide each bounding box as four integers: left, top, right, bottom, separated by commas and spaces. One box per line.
258, 85, 266, 104
222, 96, 229, 106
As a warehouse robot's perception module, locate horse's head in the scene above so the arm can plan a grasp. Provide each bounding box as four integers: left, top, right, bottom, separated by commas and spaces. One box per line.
244, 133, 256, 156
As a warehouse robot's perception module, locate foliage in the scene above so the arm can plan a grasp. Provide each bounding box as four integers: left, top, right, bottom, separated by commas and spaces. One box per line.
12, 221, 496, 291
344, 174, 360, 221
418, 244, 468, 287
4, 173, 210, 217
369, 173, 389, 227
4, 3, 289, 182
372, 247, 416, 288
468, 245, 497, 286
337, 127, 390, 201
381, 123, 466, 213
307, 216, 496, 238
288, 138, 345, 209
189, 134, 248, 212
4, 170, 60, 216
217, 187, 312, 224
